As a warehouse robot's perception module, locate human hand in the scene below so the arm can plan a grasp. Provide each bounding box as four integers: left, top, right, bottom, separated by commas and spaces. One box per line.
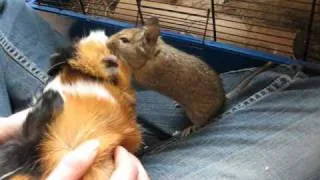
0, 108, 31, 143
46, 140, 101, 180
110, 146, 150, 180
1, 110, 149, 180
47, 140, 150, 180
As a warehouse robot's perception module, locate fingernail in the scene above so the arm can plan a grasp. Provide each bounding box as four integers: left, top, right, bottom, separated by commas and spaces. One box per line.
118, 146, 129, 157
61, 140, 100, 169
71, 139, 101, 161
77, 139, 101, 154
115, 146, 129, 166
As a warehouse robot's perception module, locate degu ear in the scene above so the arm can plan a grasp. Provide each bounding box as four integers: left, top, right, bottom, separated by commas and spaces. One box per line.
48, 46, 76, 76
145, 16, 160, 26
144, 17, 160, 45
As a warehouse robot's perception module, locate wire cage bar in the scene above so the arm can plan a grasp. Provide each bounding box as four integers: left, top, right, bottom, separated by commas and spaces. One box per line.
34, 0, 320, 63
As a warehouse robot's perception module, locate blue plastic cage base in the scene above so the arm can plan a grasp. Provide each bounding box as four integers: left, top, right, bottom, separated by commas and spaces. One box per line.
26, 0, 320, 73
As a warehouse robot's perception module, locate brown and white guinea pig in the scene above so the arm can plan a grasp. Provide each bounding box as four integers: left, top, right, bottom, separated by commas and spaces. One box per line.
0, 30, 142, 180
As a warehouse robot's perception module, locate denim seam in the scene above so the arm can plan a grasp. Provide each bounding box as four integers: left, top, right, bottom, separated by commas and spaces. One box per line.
219, 71, 306, 118
220, 67, 256, 75
223, 75, 293, 115
0, 30, 48, 85
144, 71, 306, 155
182, 84, 316, 179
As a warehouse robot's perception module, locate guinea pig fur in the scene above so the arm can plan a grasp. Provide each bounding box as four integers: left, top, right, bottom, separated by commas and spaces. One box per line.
0, 30, 142, 180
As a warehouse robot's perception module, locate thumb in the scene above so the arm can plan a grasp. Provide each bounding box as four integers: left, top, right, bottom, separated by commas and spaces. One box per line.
110, 146, 139, 180
46, 139, 100, 180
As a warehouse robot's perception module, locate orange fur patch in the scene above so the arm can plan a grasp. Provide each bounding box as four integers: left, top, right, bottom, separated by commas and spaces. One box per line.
69, 40, 111, 80
60, 40, 132, 92
10, 174, 33, 180
40, 94, 141, 179
38, 36, 141, 179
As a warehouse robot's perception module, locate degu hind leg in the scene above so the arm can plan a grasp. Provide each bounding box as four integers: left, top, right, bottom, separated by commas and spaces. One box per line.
179, 108, 210, 137
180, 124, 202, 137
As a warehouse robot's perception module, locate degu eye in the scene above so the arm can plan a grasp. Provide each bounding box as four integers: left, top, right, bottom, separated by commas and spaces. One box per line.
120, 37, 130, 43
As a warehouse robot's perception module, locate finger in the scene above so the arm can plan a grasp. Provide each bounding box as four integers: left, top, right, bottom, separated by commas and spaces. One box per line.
110, 146, 138, 180
0, 108, 31, 142
8, 108, 31, 125
46, 139, 100, 180
128, 153, 150, 180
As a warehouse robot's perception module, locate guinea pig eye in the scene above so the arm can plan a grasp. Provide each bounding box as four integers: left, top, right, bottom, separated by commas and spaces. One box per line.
120, 37, 130, 43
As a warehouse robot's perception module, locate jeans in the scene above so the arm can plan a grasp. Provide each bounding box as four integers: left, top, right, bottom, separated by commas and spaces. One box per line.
1, 1, 320, 179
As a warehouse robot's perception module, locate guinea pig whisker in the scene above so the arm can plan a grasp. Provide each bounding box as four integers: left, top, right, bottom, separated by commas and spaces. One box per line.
0, 167, 23, 180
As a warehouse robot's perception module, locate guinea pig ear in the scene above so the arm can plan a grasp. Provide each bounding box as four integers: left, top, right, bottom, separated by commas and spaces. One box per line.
22, 90, 64, 143
48, 46, 76, 76
144, 17, 160, 45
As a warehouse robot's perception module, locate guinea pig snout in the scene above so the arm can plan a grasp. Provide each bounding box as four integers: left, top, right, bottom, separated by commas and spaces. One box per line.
103, 55, 118, 68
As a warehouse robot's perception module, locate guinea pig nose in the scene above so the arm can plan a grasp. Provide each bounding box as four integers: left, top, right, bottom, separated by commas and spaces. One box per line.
103, 55, 118, 68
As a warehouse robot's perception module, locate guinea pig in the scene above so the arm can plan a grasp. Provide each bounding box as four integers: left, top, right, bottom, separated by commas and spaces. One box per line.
0, 30, 142, 180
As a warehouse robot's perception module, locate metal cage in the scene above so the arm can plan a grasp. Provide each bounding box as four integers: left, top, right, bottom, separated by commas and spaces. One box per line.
32, 0, 320, 64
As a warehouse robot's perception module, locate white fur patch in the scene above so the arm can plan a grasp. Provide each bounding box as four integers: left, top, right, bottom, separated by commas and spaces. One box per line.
80, 30, 109, 45
44, 76, 116, 103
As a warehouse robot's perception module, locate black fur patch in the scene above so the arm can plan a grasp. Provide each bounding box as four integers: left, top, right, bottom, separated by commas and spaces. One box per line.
48, 46, 77, 77
22, 90, 64, 143
0, 90, 64, 178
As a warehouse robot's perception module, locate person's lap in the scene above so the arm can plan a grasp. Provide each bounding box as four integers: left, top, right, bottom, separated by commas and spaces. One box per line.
0, 57, 11, 116
0, 0, 69, 113
141, 66, 320, 180
1, 1, 320, 179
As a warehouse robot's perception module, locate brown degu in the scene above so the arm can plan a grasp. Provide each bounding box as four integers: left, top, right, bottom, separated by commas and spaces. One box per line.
107, 17, 226, 136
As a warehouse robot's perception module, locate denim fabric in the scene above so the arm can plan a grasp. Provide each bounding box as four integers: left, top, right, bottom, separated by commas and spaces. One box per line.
0, 0, 5, 13
141, 66, 320, 180
1, 1, 320, 180
0, 0, 69, 113
0, 55, 10, 116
